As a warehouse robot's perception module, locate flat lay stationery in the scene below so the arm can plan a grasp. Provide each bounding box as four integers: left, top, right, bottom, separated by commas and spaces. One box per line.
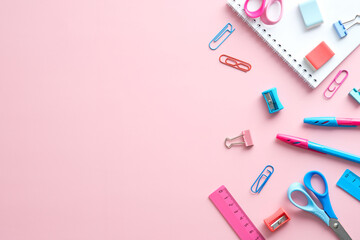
3, 0, 360, 239
206, 1, 360, 239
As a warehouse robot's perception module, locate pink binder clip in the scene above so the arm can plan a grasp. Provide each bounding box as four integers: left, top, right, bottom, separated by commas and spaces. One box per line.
324, 70, 348, 99
224, 130, 253, 149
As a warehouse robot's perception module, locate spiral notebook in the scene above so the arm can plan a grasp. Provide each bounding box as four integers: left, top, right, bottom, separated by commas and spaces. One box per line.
227, 0, 360, 88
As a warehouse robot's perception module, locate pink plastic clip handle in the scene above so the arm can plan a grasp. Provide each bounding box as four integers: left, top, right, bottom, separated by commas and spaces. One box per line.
323, 70, 348, 99
260, 0, 283, 25
244, 0, 283, 25
244, 0, 267, 18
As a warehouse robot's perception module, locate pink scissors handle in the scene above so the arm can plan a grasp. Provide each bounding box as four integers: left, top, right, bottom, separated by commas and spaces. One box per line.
244, 0, 283, 25
261, 0, 283, 25
244, 0, 267, 18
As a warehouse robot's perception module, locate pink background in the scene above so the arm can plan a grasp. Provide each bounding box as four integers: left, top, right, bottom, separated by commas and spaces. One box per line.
0, 0, 359, 239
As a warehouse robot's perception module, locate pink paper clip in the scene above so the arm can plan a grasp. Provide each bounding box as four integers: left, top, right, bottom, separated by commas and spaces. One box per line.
324, 70, 348, 99
219, 54, 251, 72
224, 130, 253, 149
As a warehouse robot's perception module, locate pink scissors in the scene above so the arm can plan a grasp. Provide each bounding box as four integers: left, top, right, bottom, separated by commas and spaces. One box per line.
244, 0, 283, 25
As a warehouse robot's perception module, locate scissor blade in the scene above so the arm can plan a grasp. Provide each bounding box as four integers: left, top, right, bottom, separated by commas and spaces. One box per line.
329, 219, 352, 240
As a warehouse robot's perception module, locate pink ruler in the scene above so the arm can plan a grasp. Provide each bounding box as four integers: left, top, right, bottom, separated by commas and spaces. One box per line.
209, 185, 265, 240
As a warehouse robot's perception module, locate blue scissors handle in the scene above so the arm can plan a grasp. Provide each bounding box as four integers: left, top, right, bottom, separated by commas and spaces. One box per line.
304, 171, 337, 219
288, 182, 330, 225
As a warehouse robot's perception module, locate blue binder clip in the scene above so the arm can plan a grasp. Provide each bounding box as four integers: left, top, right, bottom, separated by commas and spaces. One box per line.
333, 15, 359, 39
349, 88, 360, 104
209, 23, 235, 50
333, 21, 347, 38
262, 88, 284, 114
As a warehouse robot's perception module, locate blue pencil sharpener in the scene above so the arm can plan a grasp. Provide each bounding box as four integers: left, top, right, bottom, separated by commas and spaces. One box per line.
262, 88, 284, 114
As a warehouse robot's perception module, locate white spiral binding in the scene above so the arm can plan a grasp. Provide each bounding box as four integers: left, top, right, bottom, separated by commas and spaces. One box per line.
227, 0, 316, 88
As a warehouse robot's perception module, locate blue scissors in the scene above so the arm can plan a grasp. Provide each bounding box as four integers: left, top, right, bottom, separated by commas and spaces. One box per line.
288, 171, 352, 240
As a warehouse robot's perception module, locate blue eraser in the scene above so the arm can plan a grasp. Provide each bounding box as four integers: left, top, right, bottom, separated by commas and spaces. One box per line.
333, 21, 347, 38
299, 0, 323, 29
349, 88, 360, 104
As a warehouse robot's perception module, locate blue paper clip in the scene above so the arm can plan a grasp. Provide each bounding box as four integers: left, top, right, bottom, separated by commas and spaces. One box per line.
251, 165, 274, 194
262, 88, 284, 114
349, 88, 360, 104
209, 23, 235, 50
333, 15, 359, 39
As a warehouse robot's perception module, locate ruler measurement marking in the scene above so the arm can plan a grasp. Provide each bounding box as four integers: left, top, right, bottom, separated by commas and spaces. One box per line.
209, 185, 265, 240
337, 169, 360, 201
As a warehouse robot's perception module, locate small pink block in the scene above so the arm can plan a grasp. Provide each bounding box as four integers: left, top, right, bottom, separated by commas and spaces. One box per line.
242, 130, 253, 147
305, 41, 334, 70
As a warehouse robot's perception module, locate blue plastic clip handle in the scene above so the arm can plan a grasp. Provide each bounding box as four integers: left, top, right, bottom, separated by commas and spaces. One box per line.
349, 88, 360, 104
209, 23, 235, 50
303, 171, 337, 219
288, 182, 330, 225
333, 21, 347, 38
262, 88, 284, 114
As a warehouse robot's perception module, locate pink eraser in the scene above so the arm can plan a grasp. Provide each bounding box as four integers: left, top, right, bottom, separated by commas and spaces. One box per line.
242, 130, 253, 147
305, 41, 334, 70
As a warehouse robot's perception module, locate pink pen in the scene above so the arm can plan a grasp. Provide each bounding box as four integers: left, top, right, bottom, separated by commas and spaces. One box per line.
276, 134, 360, 164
